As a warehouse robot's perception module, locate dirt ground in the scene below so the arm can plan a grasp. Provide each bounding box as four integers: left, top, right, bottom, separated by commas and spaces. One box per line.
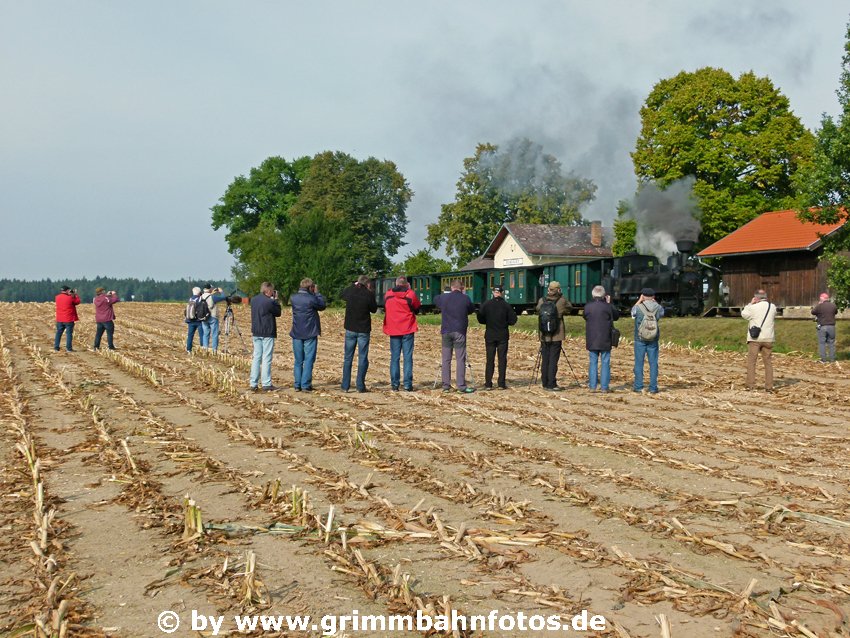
1, 302, 849, 638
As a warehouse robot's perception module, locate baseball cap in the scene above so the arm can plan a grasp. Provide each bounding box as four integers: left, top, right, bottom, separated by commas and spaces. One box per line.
60, 285, 71, 292
641, 287, 655, 297
493, 285, 504, 293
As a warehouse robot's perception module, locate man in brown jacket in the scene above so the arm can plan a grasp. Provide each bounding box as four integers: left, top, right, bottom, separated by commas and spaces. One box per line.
536, 281, 572, 390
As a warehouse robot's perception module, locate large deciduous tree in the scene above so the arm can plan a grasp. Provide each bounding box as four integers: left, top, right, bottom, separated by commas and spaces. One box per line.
213, 152, 412, 300
632, 67, 814, 246
797, 19, 850, 307
390, 249, 453, 277
427, 139, 596, 266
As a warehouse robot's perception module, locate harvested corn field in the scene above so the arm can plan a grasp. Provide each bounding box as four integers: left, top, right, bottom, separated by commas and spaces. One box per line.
1, 302, 849, 638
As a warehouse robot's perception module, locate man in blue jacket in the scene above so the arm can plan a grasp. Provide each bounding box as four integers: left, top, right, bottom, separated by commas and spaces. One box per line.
290, 278, 327, 392
250, 282, 282, 391
435, 279, 475, 393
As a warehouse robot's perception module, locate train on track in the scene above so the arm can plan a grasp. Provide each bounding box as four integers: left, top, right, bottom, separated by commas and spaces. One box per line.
376, 240, 715, 316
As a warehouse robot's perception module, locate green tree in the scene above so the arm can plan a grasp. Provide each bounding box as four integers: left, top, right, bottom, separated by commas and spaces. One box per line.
633, 67, 814, 247
611, 200, 636, 256
219, 152, 412, 300
390, 248, 454, 276
427, 139, 596, 265
211, 155, 312, 252
797, 19, 850, 307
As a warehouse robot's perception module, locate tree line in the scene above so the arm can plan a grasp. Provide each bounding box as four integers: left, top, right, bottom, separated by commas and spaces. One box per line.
0, 278, 235, 303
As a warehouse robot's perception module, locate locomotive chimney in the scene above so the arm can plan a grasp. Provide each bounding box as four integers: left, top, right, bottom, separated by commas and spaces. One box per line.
590, 220, 602, 247
676, 239, 695, 254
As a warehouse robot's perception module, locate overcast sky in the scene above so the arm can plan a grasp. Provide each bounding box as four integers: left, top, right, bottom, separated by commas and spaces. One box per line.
1, 1, 848, 281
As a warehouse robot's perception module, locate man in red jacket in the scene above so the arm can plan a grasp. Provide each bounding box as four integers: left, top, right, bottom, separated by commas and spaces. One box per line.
54, 285, 81, 352
383, 276, 420, 391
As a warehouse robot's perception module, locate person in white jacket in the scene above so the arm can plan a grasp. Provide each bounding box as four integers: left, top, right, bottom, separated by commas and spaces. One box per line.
741, 289, 777, 391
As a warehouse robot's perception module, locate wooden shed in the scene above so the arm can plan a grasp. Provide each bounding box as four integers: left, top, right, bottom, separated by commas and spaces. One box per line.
697, 209, 846, 308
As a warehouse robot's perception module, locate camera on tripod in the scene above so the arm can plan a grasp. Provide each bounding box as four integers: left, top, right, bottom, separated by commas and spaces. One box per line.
223, 291, 242, 306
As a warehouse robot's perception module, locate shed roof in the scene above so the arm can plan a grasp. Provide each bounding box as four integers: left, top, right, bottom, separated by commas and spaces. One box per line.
697, 209, 847, 258
483, 223, 613, 259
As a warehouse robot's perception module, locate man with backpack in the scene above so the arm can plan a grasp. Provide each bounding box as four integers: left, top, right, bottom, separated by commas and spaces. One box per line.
184, 286, 205, 352
477, 285, 517, 390
742, 289, 777, 391
199, 284, 228, 352
536, 281, 572, 391
435, 279, 476, 393
631, 288, 664, 394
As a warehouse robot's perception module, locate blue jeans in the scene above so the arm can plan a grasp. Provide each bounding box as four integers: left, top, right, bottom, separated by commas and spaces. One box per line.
292, 337, 318, 390
633, 339, 659, 392
342, 331, 371, 391
206, 316, 220, 351
389, 333, 415, 390
588, 350, 611, 391
186, 321, 201, 351
94, 321, 115, 349
199, 319, 210, 348
250, 337, 275, 388
54, 322, 75, 350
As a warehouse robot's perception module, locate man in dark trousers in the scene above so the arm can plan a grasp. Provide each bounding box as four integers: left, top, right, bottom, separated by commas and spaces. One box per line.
435, 279, 476, 393
582, 285, 619, 392
536, 281, 572, 390
340, 275, 378, 392
812, 292, 838, 363
249, 282, 282, 392
476, 285, 517, 390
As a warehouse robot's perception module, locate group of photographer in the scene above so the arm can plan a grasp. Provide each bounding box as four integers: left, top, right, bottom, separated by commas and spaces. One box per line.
54, 285, 120, 352
185, 283, 231, 352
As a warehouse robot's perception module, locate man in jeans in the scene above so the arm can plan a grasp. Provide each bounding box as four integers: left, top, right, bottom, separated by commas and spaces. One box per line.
435, 279, 476, 393
631, 288, 664, 394
383, 276, 420, 391
54, 285, 81, 352
199, 284, 228, 352
290, 278, 327, 392
92, 287, 120, 350
340, 275, 377, 393
812, 292, 838, 363
249, 282, 282, 392
583, 285, 619, 392
742, 289, 777, 391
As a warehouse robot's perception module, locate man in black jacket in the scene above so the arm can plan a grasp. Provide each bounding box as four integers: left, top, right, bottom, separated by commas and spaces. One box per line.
476, 285, 518, 389
340, 275, 378, 392
250, 281, 282, 392
583, 285, 619, 392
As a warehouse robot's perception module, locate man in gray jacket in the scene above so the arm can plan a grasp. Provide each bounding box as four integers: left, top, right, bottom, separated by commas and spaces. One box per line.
812, 292, 838, 363
742, 289, 777, 391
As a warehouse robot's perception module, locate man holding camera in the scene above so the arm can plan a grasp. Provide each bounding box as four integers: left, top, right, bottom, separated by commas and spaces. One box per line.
383, 276, 420, 391
631, 288, 664, 394
249, 282, 282, 391
93, 287, 120, 350
200, 283, 229, 352
290, 278, 327, 392
476, 285, 517, 390
340, 275, 377, 393
742, 289, 776, 391
583, 285, 619, 392
812, 292, 838, 363
536, 281, 572, 391
54, 285, 81, 352
435, 279, 476, 393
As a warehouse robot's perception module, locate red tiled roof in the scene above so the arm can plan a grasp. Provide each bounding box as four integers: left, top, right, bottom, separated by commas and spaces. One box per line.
697, 209, 847, 258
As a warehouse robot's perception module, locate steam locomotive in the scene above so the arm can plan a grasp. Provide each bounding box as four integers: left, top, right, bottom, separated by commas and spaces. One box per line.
376, 240, 712, 316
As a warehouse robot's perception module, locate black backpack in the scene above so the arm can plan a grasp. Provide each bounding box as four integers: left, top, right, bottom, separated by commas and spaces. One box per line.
195, 295, 211, 321
538, 299, 560, 336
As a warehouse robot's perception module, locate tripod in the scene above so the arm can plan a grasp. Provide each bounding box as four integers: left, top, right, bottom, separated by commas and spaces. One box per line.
222, 303, 248, 355
531, 340, 580, 387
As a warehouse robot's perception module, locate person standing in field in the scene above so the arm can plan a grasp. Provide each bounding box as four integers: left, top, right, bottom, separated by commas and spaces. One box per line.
383, 276, 420, 391
185, 286, 204, 352
811, 292, 838, 363
536, 281, 571, 391
631, 288, 664, 394
742, 289, 777, 391
200, 284, 228, 352
92, 287, 120, 350
435, 279, 476, 393
54, 285, 81, 352
249, 282, 282, 391
476, 285, 517, 390
340, 275, 377, 393
583, 285, 619, 393
290, 278, 327, 392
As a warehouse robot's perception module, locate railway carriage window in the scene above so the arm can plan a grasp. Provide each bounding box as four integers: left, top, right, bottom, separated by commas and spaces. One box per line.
519, 272, 524, 287
575, 270, 581, 287
499, 273, 505, 286
509, 272, 515, 288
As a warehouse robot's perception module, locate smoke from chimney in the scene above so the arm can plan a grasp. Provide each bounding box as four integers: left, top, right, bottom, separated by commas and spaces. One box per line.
627, 177, 701, 261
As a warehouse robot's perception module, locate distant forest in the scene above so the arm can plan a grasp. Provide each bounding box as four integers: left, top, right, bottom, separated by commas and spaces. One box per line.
0, 278, 237, 303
